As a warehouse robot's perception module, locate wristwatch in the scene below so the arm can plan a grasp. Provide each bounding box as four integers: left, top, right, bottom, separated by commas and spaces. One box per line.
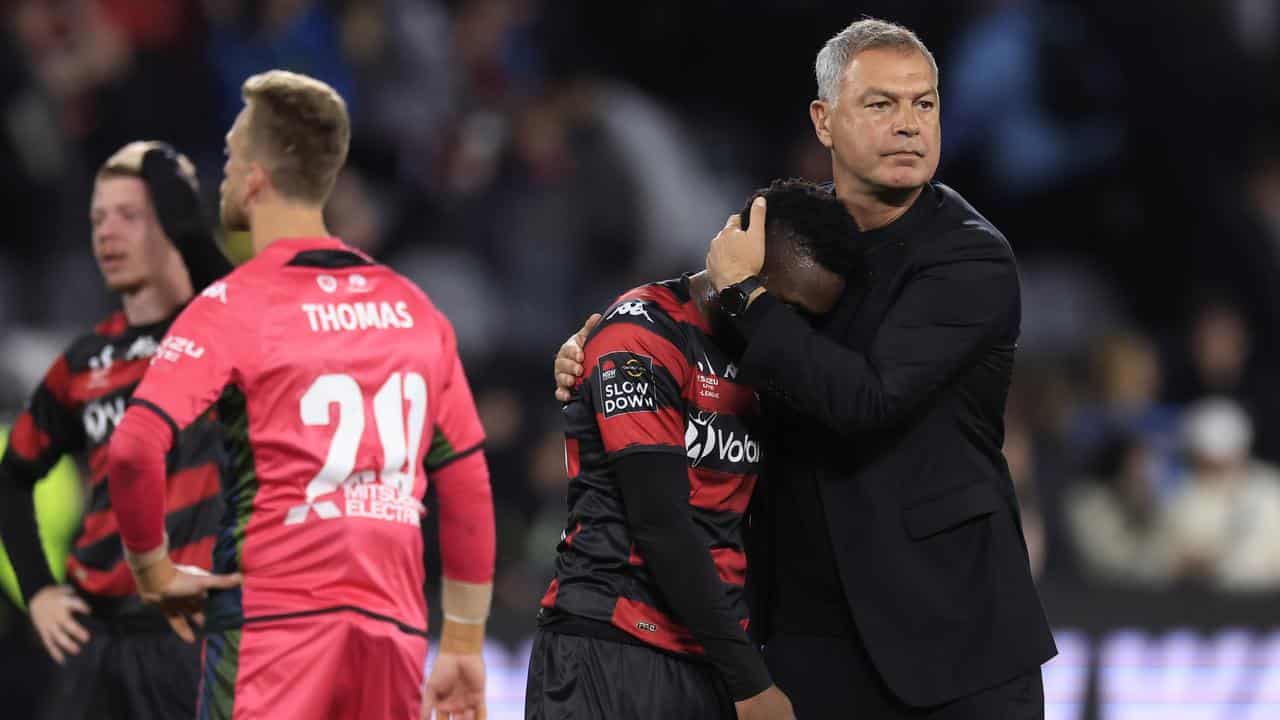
718, 276, 764, 318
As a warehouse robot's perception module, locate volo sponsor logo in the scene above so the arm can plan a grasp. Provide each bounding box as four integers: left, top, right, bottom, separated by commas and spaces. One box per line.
153, 336, 205, 364
684, 411, 760, 467
82, 396, 126, 443
300, 301, 415, 332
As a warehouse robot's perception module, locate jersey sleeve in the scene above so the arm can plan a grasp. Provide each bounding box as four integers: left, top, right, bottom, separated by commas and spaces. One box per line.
3, 354, 84, 478
131, 287, 241, 432
422, 310, 495, 584
581, 305, 690, 459
0, 353, 83, 600
423, 313, 486, 472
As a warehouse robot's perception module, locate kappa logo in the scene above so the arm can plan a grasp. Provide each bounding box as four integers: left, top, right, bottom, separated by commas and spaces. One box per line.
607, 300, 653, 323
87, 345, 115, 387
202, 281, 228, 304
125, 336, 159, 360
685, 410, 761, 467
88, 345, 114, 373
317, 275, 339, 293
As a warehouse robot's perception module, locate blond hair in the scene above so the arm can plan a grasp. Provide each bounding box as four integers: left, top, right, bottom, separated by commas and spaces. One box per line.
97, 141, 199, 192
241, 70, 351, 204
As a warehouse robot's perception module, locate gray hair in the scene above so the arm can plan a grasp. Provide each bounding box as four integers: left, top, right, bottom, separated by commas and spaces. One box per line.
815, 18, 938, 103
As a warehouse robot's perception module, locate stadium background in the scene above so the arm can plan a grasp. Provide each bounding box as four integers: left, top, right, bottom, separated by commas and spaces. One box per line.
1, 0, 1279, 717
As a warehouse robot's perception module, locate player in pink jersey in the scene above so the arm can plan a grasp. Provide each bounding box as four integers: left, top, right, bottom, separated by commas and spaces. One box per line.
106, 70, 496, 720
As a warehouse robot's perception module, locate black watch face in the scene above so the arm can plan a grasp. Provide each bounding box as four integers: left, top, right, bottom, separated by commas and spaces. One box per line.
720, 287, 746, 316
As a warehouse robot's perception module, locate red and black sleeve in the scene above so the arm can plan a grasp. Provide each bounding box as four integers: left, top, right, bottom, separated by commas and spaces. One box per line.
0, 355, 86, 602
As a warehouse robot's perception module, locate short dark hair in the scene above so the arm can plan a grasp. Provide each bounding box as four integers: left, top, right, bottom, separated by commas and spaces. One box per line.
738, 178, 858, 275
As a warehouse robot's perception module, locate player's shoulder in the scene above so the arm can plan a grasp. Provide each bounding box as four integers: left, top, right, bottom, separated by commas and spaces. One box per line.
588, 279, 690, 350
369, 265, 450, 330
62, 311, 128, 367
603, 279, 689, 327
180, 261, 265, 320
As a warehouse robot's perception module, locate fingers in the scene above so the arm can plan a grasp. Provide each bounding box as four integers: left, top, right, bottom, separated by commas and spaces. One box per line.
168, 613, 196, 643
40, 630, 66, 665
63, 614, 91, 645
723, 213, 740, 231
49, 624, 84, 659
555, 353, 583, 376
420, 689, 437, 720
65, 594, 91, 616
201, 572, 243, 591
748, 195, 767, 233
574, 313, 602, 346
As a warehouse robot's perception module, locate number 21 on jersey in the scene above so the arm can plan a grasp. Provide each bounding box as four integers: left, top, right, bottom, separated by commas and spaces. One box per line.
285, 371, 427, 525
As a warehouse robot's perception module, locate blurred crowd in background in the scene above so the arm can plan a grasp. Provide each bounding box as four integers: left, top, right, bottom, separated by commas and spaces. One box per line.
2, 0, 1280, 691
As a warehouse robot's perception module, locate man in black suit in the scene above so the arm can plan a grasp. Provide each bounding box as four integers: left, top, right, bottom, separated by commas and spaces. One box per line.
556, 17, 1055, 720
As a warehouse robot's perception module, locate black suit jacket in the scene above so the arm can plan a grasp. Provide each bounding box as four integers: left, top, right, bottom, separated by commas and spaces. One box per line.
737, 182, 1056, 707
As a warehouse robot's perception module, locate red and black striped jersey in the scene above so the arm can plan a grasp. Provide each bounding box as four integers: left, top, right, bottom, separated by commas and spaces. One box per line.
540, 275, 762, 655
2, 311, 224, 609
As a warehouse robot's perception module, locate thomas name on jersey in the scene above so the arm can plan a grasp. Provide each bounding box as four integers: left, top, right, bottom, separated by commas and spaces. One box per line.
300, 301, 416, 333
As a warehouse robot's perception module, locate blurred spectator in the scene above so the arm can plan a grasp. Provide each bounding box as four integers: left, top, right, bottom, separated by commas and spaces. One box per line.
942, 0, 1125, 196
1067, 332, 1183, 492
338, 0, 453, 191
205, 0, 355, 131
1159, 398, 1280, 590
1165, 298, 1280, 463
1064, 433, 1169, 585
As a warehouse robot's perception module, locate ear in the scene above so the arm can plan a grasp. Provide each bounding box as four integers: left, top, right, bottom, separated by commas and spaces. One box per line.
245, 162, 270, 201
810, 100, 834, 149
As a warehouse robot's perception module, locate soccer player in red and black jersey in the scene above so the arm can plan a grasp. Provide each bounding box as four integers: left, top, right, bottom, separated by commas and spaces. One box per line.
107, 70, 496, 720
0, 140, 235, 720
528, 180, 857, 720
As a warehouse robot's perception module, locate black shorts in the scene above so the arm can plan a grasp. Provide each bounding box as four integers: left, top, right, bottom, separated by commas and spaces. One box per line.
525, 628, 735, 720
38, 614, 201, 720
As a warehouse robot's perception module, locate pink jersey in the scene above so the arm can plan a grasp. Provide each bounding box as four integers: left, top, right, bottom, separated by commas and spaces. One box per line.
130, 237, 486, 634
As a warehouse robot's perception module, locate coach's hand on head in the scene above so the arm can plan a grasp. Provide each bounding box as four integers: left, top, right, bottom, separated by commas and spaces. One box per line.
552, 313, 601, 403
29, 584, 92, 664
126, 543, 242, 643
551, 197, 770, 402
707, 196, 767, 291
